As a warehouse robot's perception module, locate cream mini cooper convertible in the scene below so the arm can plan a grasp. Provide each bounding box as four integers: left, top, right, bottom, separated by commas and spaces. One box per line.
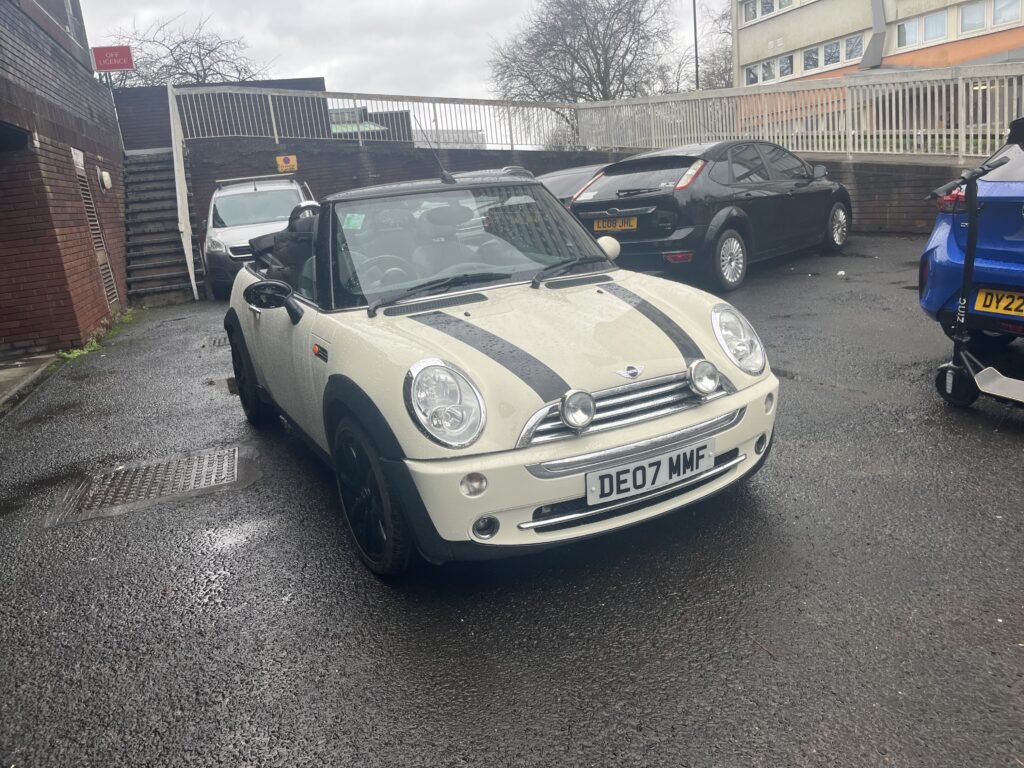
225, 171, 779, 575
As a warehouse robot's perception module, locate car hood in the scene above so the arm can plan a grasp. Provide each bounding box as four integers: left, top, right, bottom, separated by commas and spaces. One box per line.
209, 221, 288, 247
339, 270, 767, 459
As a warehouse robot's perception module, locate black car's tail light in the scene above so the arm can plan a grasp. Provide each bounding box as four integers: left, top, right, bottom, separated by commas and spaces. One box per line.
571, 172, 604, 204
675, 160, 706, 190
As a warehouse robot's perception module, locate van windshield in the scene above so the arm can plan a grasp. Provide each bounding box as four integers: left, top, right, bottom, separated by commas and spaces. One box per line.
212, 189, 301, 228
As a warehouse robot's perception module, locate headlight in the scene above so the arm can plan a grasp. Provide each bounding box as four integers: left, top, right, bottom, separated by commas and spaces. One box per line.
560, 390, 596, 431
404, 359, 485, 448
205, 236, 228, 255
688, 359, 720, 395
712, 304, 766, 375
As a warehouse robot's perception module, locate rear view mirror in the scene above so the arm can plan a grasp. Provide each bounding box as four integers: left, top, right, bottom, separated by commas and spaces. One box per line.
597, 236, 621, 261
813, 164, 828, 179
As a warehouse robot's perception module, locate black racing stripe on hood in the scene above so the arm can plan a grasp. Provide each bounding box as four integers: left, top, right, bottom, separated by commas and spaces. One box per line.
603, 283, 704, 361
412, 311, 570, 402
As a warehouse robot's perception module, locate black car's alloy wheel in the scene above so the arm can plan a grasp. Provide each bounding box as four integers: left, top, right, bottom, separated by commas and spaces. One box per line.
333, 418, 413, 576
823, 202, 850, 251
710, 228, 748, 292
229, 332, 275, 427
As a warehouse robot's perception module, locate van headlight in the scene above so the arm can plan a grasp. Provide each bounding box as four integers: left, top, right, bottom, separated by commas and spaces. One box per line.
404, 360, 485, 448
205, 236, 228, 255
712, 304, 766, 375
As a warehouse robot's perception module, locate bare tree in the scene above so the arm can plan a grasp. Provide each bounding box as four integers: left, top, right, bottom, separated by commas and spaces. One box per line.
696, 0, 733, 90
490, 0, 677, 103
107, 15, 271, 88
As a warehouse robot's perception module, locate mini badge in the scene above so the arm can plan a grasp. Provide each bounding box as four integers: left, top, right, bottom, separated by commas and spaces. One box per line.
616, 364, 644, 380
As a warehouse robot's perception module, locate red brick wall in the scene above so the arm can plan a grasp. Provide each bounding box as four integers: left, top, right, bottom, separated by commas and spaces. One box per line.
0, 0, 127, 354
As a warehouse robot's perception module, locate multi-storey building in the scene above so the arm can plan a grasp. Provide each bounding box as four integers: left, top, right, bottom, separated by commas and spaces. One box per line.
734, 0, 1024, 87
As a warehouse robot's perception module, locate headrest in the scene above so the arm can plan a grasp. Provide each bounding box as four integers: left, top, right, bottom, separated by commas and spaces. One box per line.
424, 204, 474, 227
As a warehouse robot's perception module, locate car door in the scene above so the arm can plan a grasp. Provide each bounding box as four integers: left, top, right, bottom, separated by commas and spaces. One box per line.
248, 222, 335, 447
759, 143, 830, 249
724, 143, 786, 257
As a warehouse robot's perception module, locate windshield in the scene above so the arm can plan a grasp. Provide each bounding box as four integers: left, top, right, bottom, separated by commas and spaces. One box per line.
331, 184, 610, 308
577, 157, 696, 202
212, 189, 301, 228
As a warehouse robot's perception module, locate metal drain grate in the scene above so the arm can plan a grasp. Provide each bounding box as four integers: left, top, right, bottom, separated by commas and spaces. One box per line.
207, 335, 229, 348
66, 448, 238, 516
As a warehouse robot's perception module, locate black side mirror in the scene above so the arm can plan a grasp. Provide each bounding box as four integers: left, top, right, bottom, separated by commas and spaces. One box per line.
288, 201, 321, 231
813, 164, 828, 179
242, 279, 304, 324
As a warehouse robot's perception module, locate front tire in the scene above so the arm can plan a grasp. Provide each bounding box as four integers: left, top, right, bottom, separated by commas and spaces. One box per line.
823, 202, 850, 252
707, 228, 748, 292
333, 418, 413, 577
228, 331, 275, 427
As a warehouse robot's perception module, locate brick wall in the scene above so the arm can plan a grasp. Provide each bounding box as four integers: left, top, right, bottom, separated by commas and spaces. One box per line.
804, 155, 960, 234
0, 0, 127, 354
185, 138, 628, 237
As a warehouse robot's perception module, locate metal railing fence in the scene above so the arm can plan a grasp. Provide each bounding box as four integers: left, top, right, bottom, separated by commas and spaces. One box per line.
171, 63, 1024, 159
173, 86, 578, 151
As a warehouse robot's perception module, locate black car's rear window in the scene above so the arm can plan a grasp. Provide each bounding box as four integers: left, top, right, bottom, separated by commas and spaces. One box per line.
577, 157, 696, 201
981, 142, 1024, 181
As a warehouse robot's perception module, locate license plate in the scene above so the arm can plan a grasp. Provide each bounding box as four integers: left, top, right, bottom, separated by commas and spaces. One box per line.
975, 288, 1024, 317
594, 216, 637, 232
586, 441, 714, 505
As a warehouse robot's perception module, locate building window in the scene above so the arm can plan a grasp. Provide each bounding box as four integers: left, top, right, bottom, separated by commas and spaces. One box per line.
823, 40, 841, 66
897, 20, 920, 47
995, 0, 1021, 25
741, 0, 793, 24
779, 0, 792, 6
762, 60, 775, 80
960, 1, 986, 33
761, 0, 774, 14
845, 34, 863, 59
746, 66, 759, 85
924, 11, 946, 41
779, 54, 794, 77
743, 0, 757, 23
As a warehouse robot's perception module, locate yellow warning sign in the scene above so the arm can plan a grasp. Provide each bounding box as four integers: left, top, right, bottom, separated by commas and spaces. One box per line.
276, 155, 298, 173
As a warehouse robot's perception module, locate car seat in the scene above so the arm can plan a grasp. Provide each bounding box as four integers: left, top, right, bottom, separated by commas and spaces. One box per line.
364, 209, 417, 259
410, 205, 477, 276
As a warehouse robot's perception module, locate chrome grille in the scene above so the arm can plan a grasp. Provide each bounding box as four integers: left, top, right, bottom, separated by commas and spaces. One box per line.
229, 245, 253, 257
517, 372, 731, 447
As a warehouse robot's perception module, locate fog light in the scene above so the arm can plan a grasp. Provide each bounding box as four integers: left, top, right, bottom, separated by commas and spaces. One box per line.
755, 433, 768, 454
764, 392, 775, 414
460, 472, 488, 497
560, 390, 596, 431
472, 516, 499, 539
688, 359, 720, 396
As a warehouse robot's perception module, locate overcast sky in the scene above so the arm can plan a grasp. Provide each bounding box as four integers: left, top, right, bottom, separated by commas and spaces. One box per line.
82, 0, 697, 99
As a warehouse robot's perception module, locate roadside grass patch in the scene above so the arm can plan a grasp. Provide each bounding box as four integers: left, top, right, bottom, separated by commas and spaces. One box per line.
56, 308, 142, 361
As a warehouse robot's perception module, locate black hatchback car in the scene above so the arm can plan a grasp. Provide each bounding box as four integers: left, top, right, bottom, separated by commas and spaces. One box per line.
569, 141, 852, 291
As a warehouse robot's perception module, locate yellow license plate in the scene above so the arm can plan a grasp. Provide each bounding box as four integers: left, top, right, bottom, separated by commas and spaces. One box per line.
975, 288, 1024, 317
594, 216, 637, 232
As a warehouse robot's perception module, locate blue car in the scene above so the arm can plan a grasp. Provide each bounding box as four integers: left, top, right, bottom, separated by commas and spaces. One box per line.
919, 141, 1024, 354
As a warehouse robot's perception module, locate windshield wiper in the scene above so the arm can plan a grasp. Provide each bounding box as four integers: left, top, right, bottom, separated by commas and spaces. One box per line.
616, 187, 660, 198
366, 272, 511, 317
530, 256, 609, 289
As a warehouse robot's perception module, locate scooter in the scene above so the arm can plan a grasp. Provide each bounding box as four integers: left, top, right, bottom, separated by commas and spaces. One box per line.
929, 152, 1024, 408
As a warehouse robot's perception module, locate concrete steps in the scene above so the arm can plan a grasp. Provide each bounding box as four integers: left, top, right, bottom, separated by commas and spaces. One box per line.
123, 152, 202, 303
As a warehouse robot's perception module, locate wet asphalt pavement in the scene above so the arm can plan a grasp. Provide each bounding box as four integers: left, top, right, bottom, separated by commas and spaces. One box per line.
1, 234, 1022, 767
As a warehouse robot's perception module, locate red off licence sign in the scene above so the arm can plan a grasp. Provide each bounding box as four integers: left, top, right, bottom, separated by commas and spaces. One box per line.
91, 46, 135, 72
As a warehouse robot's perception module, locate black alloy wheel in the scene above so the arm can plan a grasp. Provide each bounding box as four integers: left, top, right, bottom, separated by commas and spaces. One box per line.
333, 418, 413, 576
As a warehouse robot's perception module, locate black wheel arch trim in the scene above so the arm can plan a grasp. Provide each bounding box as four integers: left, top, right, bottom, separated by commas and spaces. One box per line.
323, 374, 405, 461
705, 207, 753, 256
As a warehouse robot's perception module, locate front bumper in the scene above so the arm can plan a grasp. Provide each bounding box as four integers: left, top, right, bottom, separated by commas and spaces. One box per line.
205, 250, 246, 288
391, 375, 778, 563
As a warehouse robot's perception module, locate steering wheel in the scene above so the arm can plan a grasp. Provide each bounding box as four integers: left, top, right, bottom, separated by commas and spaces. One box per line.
433, 262, 505, 278
357, 254, 414, 275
